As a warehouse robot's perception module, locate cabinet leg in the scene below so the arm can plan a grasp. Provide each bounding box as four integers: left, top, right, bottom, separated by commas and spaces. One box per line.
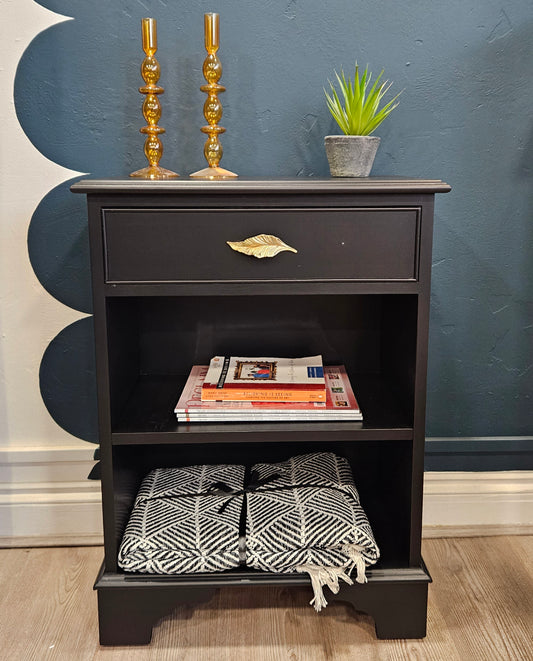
97, 586, 216, 645
334, 581, 429, 639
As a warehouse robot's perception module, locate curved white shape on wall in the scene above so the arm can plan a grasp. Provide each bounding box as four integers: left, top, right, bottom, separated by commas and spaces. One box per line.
0, 0, 87, 450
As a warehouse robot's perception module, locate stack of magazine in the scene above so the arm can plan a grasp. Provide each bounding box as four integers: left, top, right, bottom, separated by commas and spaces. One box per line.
174, 356, 362, 422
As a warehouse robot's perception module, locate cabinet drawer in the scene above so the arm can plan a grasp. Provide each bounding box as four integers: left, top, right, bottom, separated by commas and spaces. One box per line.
103, 207, 420, 283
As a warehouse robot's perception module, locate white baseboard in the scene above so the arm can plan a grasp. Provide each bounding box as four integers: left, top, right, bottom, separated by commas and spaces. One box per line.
0, 445, 103, 546
422, 471, 533, 537
1, 446, 533, 546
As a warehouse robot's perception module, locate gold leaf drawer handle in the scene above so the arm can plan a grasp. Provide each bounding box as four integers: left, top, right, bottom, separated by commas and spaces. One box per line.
227, 234, 298, 259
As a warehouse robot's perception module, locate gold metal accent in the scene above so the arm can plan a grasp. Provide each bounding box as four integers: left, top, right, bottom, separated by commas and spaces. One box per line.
190, 13, 237, 179
130, 18, 178, 179
227, 234, 298, 259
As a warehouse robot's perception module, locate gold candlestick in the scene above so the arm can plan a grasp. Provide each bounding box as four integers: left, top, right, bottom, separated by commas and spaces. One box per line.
190, 13, 237, 179
130, 18, 178, 179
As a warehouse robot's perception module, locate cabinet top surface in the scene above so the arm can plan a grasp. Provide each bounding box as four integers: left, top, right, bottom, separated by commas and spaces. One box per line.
71, 176, 451, 195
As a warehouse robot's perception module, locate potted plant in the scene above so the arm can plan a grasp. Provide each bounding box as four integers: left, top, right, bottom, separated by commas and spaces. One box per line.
324, 64, 401, 177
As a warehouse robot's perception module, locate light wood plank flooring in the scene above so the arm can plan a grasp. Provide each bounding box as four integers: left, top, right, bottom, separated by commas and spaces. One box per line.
0, 536, 531, 660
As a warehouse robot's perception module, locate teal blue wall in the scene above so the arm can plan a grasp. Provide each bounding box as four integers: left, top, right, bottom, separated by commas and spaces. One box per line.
15, 1, 533, 469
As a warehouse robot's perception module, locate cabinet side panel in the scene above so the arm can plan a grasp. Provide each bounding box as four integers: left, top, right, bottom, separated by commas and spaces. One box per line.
87, 197, 117, 569
410, 195, 436, 564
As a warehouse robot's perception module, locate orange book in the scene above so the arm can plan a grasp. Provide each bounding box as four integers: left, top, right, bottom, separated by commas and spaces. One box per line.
201, 388, 327, 402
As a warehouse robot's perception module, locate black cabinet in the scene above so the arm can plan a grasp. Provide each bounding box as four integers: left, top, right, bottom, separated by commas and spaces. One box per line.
73, 177, 450, 645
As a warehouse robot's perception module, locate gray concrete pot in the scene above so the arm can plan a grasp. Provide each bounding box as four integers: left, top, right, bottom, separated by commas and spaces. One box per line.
324, 135, 381, 177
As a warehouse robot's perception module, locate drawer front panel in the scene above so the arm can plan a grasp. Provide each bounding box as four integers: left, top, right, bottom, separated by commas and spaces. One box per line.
103, 207, 420, 283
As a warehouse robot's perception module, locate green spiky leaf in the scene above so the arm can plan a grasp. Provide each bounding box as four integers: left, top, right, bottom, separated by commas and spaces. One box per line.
324, 63, 401, 136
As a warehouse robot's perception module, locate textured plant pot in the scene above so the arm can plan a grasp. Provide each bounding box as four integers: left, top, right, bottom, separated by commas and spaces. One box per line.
324, 135, 381, 177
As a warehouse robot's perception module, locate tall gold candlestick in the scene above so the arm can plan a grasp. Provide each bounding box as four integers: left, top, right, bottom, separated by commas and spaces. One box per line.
130, 18, 178, 179
190, 13, 237, 179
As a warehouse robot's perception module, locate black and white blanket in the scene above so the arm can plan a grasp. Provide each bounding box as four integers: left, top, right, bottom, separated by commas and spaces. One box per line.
118, 453, 379, 610
246, 453, 380, 610
118, 463, 245, 574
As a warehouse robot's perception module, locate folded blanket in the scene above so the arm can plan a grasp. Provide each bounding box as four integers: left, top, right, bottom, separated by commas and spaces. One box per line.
118, 453, 379, 612
246, 452, 380, 611
118, 464, 245, 574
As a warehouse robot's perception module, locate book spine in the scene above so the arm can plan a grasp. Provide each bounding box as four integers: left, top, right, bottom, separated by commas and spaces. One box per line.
200, 389, 327, 402
203, 382, 325, 391
216, 356, 231, 388
179, 416, 362, 420
178, 416, 362, 422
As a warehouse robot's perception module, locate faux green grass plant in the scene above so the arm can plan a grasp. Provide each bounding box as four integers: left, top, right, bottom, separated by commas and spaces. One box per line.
325, 64, 401, 136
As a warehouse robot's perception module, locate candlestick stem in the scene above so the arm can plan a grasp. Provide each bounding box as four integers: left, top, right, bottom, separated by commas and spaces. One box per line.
130, 18, 178, 179
190, 13, 237, 179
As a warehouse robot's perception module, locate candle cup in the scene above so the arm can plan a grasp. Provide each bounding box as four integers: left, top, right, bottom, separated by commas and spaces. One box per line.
204, 13, 219, 52
142, 18, 157, 55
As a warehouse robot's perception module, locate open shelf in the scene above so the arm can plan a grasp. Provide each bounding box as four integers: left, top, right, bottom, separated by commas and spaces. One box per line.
107, 293, 418, 444
109, 437, 414, 574
111, 373, 413, 445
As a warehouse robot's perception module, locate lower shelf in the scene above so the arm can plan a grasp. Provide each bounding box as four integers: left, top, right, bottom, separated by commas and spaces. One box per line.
94, 562, 432, 645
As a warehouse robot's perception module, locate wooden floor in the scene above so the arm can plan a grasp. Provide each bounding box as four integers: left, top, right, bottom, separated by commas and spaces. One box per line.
0, 537, 532, 660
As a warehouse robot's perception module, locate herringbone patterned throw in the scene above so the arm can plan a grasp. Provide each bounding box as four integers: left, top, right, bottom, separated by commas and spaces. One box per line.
118, 453, 379, 610
246, 452, 380, 610
118, 464, 245, 574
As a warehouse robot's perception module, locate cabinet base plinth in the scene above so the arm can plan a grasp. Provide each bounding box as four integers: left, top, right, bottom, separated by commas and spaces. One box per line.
95, 565, 430, 645
334, 580, 429, 639
97, 585, 217, 646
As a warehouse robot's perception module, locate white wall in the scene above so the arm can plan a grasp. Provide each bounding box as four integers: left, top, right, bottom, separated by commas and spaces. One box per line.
0, 0, 97, 543
0, 1, 86, 449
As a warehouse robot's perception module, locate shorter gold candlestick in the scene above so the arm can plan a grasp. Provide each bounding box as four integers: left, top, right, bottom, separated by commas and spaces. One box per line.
130, 18, 178, 179
190, 13, 237, 179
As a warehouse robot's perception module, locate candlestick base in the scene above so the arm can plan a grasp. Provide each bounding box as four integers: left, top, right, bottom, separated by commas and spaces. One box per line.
129, 164, 179, 180
189, 165, 238, 179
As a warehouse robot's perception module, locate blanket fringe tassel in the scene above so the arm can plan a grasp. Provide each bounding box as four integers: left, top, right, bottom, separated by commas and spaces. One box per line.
342, 543, 369, 585
296, 545, 368, 612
